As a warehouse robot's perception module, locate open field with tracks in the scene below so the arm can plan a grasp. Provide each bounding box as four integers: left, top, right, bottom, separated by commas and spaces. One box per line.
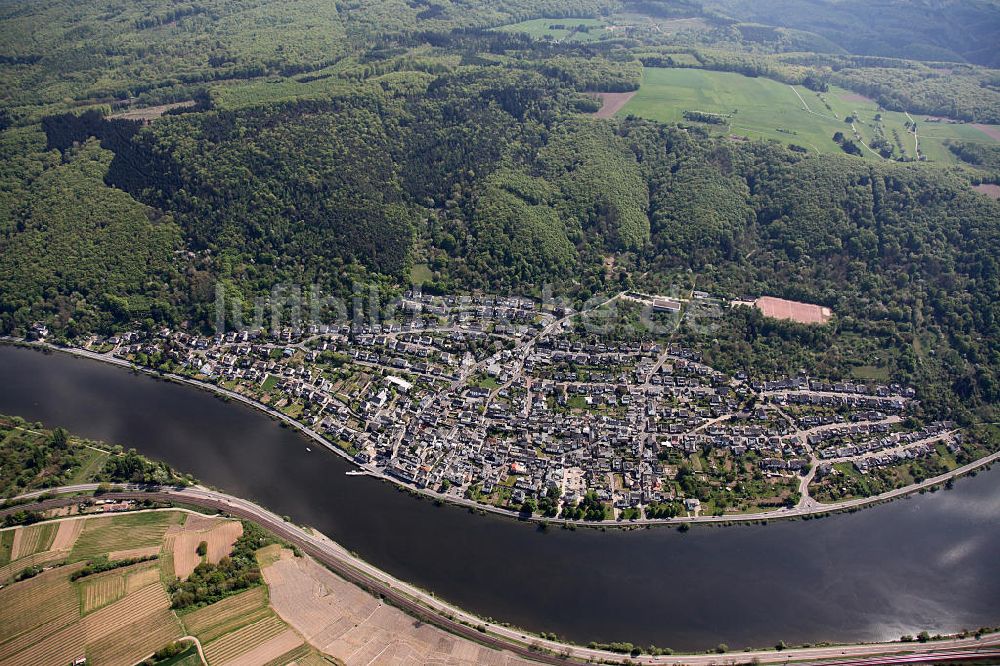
69, 511, 182, 562
0, 511, 193, 665
620, 68, 1000, 163
167, 514, 243, 579
262, 546, 536, 665
0, 509, 331, 666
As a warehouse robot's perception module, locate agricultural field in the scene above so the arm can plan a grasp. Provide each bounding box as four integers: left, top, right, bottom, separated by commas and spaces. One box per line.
79, 560, 161, 613
166, 513, 244, 579
493, 17, 611, 42
69, 511, 183, 562
201, 614, 303, 666
1, 509, 542, 665
9, 522, 57, 560
261, 546, 537, 665
182, 586, 275, 643
0, 513, 189, 666
0, 529, 12, 566
619, 67, 1000, 163
0, 519, 84, 582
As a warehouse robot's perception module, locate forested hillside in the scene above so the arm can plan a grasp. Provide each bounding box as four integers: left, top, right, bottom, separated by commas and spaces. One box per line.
704, 0, 1000, 67
1, 0, 998, 429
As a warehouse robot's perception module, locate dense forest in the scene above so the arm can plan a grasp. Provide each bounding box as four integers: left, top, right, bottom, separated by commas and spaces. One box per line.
1, 0, 999, 431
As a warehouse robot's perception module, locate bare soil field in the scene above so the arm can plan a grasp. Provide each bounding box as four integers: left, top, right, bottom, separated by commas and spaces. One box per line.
263, 548, 535, 666
755, 296, 832, 324
109, 544, 161, 560
973, 183, 1000, 199
168, 516, 243, 578
972, 123, 1000, 141
50, 519, 85, 551
840, 92, 874, 103
590, 91, 637, 118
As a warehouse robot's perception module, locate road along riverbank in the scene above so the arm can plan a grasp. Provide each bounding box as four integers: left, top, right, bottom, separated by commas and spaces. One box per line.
6, 339, 997, 528
5, 485, 1000, 666
2, 341, 998, 651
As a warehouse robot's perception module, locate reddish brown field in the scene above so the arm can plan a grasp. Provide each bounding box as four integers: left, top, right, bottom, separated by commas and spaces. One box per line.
839, 92, 873, 103
973, 183, 1000, 199
50, 519, 84, 551
755, 296, 832, 324
590, 91, 636, 118
972, 123, 1000, 141
168, 516, 243, 579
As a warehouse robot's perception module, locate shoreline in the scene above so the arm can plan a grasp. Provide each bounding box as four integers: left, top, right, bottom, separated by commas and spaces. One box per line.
4, 486, 999, 665
4, 338, 998, 530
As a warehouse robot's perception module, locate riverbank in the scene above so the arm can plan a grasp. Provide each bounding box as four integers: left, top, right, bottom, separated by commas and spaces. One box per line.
6, 484, 1000, 666
5, 338, 997, 530
3, 340, 998, 650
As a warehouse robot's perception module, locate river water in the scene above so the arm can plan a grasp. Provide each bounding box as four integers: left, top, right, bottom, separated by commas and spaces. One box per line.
1, 344, 997, 651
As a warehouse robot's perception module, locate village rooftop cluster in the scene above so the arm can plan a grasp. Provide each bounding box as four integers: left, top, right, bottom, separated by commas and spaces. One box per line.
34, 290, 968, 520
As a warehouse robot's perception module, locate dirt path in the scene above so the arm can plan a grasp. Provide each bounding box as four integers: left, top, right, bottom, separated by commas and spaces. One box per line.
789, 85, 837, 121
905, 111, 922, 159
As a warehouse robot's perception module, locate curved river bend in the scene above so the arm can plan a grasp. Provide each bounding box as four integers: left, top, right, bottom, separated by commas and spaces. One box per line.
1, 344, 997, 651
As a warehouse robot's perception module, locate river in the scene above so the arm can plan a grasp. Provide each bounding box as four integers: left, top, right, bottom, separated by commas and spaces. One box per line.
1, 344, 997, 651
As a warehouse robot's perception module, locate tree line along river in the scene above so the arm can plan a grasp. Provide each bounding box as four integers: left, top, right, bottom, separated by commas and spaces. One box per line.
1, 343, 997, 652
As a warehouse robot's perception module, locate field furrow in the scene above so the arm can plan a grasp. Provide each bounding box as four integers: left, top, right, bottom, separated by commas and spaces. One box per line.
0, 548, 66, 583
10, 523, 57, 559
204, 615, 288, 665
81, 582, 170, 640
0, 566, 80, 639
184, 585, 269, 636
70, 511, 182, 562
1, 622, 87, 666
80, 572, 126, 613
216, 628, 303, 666
50, 519, 85, 551
85, 608, 183, 666
0, 611, 79, 662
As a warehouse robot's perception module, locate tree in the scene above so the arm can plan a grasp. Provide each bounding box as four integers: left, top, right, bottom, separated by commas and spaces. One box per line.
49, 428, 68, 450
196, 541, 208, 557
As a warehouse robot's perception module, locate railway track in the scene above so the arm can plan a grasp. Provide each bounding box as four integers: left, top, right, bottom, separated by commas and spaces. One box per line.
4, 489, 999, 666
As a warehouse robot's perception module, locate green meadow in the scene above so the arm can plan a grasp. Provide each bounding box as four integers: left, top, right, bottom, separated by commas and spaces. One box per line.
619, 68, 999, 164
494, 18, 610, 42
